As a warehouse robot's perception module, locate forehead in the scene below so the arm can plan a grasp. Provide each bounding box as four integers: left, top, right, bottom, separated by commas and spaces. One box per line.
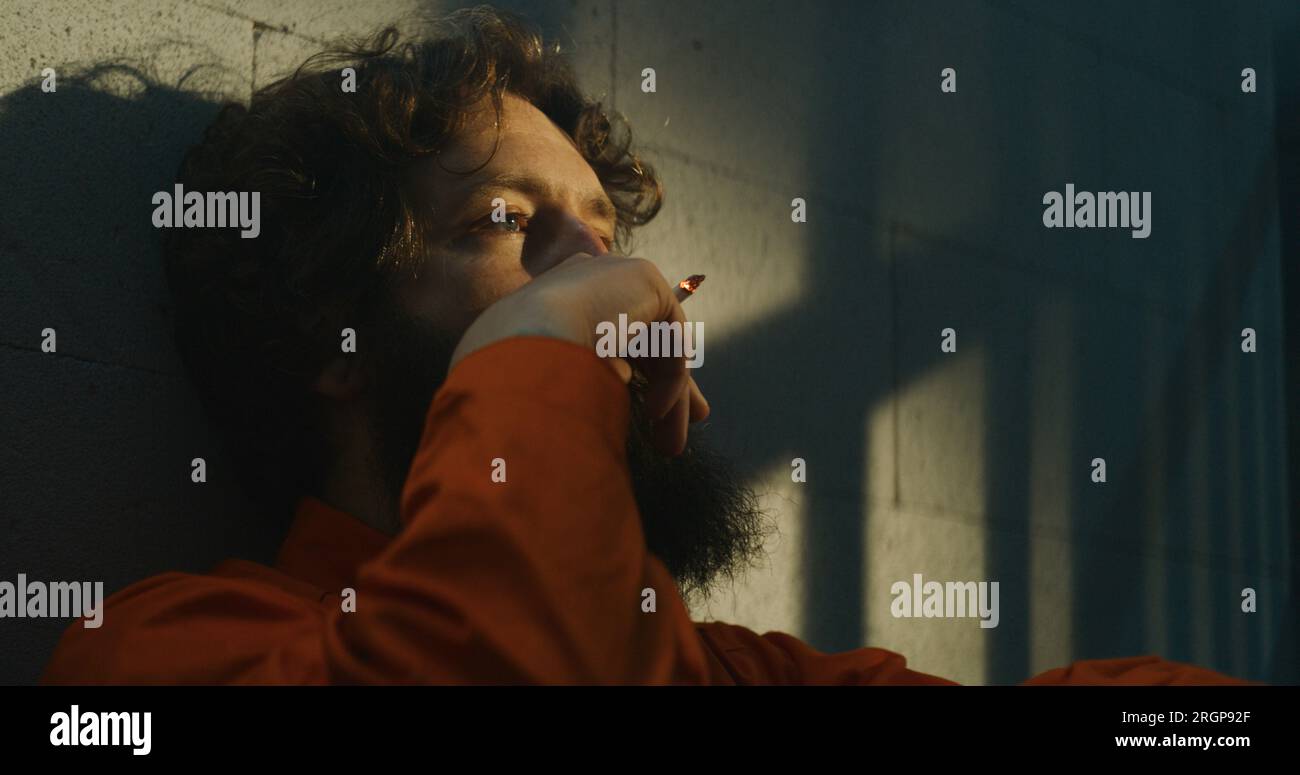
410, 93, 603, 214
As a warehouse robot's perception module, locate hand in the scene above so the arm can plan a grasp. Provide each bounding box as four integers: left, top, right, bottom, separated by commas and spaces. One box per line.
450, 253, 709, 455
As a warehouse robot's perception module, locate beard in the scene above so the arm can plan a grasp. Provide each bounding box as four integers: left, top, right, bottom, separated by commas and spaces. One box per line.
364, 306, 768, 602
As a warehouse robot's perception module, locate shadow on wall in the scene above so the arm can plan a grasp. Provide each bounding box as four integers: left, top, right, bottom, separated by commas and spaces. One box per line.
0, 64, 287, 685
689, 2, 1292, 684
1270, 15, 1300, 687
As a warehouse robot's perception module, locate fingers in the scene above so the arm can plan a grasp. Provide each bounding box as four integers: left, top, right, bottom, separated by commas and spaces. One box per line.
650, 376, 709, 457
638, 353, 687, 423
607, 357, 634, 384
537, 253, 707, 453
687, 376, 709, 422
631, 261, 708, 451
652, 380, 692, 456
634, 273, 691, 421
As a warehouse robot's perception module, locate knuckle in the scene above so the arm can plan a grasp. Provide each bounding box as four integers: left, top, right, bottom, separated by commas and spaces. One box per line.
629, 256, 667, 285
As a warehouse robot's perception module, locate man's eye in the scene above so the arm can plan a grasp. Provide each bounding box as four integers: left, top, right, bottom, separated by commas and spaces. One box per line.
478, 212, 529, 234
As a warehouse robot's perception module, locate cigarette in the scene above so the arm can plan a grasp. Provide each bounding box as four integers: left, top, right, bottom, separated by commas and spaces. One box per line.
674, 274, 705, 302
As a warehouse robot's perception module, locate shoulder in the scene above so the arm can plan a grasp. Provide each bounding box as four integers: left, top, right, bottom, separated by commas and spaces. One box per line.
41, 567, 327, 685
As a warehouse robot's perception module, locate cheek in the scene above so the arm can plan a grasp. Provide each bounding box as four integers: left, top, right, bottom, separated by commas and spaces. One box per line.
461, 269, 530, 321
396, 245, 532, 333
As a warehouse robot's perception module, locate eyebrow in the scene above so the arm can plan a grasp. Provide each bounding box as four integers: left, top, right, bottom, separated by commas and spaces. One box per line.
451, 172, 618, 225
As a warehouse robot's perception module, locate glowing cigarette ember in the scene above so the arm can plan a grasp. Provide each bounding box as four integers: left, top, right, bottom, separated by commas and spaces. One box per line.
674, 274, 705, 301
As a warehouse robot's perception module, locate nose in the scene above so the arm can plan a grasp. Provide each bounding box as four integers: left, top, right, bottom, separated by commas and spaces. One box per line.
522, 210, 611, 276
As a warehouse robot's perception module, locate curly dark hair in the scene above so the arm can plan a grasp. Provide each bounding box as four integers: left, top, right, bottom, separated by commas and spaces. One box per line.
163, 6, 662, 514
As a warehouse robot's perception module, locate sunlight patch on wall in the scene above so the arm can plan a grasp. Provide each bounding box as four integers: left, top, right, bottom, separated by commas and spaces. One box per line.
686, 458, 806, 640
1027, 300, 1074, 674
865, 344, 988, 685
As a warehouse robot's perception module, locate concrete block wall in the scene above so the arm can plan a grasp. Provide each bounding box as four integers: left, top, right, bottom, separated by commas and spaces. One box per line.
0, 0, 1291, 684
626, 0, 1291, 684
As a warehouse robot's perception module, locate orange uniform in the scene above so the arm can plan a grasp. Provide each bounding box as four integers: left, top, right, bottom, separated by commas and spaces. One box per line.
41, 337, 1248, 685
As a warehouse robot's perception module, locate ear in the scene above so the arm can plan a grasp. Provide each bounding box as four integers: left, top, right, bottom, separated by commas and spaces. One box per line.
312, 354, 368, 400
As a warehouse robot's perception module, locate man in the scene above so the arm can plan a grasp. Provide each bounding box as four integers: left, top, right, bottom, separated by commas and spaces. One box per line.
42, 7, 1244, 685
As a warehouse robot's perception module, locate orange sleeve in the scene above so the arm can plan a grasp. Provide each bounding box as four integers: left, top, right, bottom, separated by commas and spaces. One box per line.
329, 336, 710, 683
697, 632, 1258, 685
41, 570, 337, 684
43, 336, 710, 684
1020, 656, 1256, 685
693, 621, 1254, 685
697, 621, 959, 685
